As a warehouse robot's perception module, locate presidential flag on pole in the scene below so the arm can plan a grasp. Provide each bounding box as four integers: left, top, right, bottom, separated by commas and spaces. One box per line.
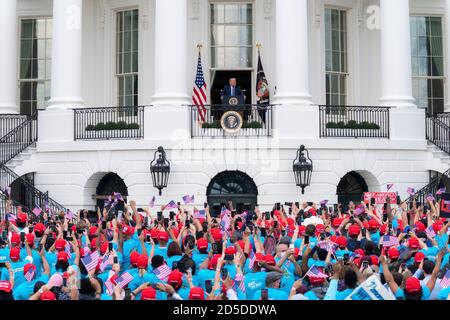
192, 48, 207, 123
154, 263, 171, 281
81, 251, 100, 272
305, 265, 328, 279
256, 47, 270, 124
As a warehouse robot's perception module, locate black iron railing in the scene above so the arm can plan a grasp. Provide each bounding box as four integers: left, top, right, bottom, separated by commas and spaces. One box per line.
426, 113, 450, 155
0, 114, 29, 138
0, 192, 32, 220
190, 104, 273, 138
0, 163, 68, 217
405, 168, 450, 205
0, 113, 37, 164
433, 112, 450, 128
74, 106, 146, 140
319, 105, 391, 138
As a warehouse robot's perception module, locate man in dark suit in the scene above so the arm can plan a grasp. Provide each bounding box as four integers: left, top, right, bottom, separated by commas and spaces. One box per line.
221, 78, 246, 100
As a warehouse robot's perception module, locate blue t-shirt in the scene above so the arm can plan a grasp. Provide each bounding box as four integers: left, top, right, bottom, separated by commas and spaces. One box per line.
9, 260, 26, 289
244, 272, 266, 300
13, 274, 49, 300
395, 285, 431, 300
196, 269, 216, 289
251, 287, 288, 300
336, 288, 353, 300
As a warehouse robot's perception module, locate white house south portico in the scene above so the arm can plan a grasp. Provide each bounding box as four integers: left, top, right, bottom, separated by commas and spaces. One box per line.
0, 0, 449, 216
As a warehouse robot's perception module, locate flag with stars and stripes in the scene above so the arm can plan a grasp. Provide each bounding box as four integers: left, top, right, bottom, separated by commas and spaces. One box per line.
220, 212, 231, 233
192, 51, 207, 123
32, 207, 42, 217
436, 187, 446, 196
165, 200, 177, 210
149, 196, 156, 208
248, 250, 257, 269
81, 251, 100, 272
115, 272, 133, 288
386, 183, 394, 191
24, 268, 35, 282
233, 273, 246, 293
154, 263, 171, 281
317, 240, 338, 253
425, 226, 436, 238
305, 265, 328, 279
99, 253, 110, 272
193, 209, 206, 219
440, 270, 450, 288
406, 187, 415, 196
182, 195, 195, 205
381, 235, 399, 247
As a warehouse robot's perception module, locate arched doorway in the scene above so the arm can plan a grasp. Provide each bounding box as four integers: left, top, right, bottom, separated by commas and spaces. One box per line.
207, 171, 258, 217
10, 172, 35, 210
336, 171, 368, 205
95, 173, 128, 211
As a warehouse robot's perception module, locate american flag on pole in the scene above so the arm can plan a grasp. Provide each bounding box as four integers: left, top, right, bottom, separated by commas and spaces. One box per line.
305, 265, 328, 279
32, 207, 42, 217
192, 50, 207, 123
425, 226, 436, 238
81, 251, 100, 272
248, 250, 257, 269
440, 270, 450, 288
115, 272, 134, 289
166, 200, 177, 210
317, 240, 338, 253
436, 187, 446, 196
381, 235, 399, 247
24, 268, 35, 282
194, 209, 206, 219
233, 273, 246, 293
220, 212, 231, 233
407, 187, 415, 196
154, 263, 171, 281
99, 253, 111, 272
386, 183, 394, 191
182, 195, 195, 204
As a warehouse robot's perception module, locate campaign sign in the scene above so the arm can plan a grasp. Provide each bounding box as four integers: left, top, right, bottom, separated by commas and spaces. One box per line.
363, 192, 397, 204
346, 275, 395, 300
440, 193, 450, 218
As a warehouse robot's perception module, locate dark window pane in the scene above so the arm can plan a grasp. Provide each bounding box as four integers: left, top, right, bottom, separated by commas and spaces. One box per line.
20, 82, 33, 101
124, 10, 132, 31
21, 19, 35, 39
20, 39, 33, 59
432, 79, 444, 98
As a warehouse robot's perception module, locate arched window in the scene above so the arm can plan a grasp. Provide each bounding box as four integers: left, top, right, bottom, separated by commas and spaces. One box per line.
207, 171, 258, 217
336, 171, 368, 205
96, 173, 128, 210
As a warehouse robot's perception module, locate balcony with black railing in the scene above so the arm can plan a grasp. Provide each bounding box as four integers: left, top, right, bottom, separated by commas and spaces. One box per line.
319, 105, 391, 138
74, 106, 146, 140
190, 104, 273, 138
426, 113, 450, 155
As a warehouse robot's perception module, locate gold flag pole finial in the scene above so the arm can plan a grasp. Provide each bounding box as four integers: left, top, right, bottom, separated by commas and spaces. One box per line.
256, 43, 262, 52
197, 44, 203, 51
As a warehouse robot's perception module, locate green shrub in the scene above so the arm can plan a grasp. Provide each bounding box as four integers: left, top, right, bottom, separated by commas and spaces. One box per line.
325, 121, 380, 130
85, 122, 140, 131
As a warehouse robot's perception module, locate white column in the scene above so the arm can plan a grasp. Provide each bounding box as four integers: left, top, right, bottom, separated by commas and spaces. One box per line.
0, 0, 18, 114
380, 0, 415, 108
47, 0, 83, 110
445, 0, 450, 112
152, 0, 189, 105
273, 0, 311, 105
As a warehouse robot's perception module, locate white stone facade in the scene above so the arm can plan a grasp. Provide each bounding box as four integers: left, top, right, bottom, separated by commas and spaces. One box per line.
1, 0, 450, 212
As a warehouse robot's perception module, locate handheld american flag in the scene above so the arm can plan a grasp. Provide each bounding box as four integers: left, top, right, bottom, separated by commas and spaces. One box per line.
248, 250, 256, 269
166, 200, 177, 210
425, 226, 436, 238
440, 270, 450, 288
317, 240, 338, 253
99, 253, 111, 272
114, 192, 124, 202
149, 196, 156, 208
436, 187, 446, 196
220, 212, 231, 233
154, 263, 171, 280
426, 194, 435, 202
81, 251, 100, 272
7, 213, 16, 222
406, 187, 415, 196
32, 207, 42, 217
305, 265, 328, 279
24, 268, 35, 282
182, 195, 195, 204
386, 183, 394, 191
233, 273, 246, 293
381, 235, 399, 247
115, 272, 134, 288
354, 206, 365, 216
194, 209, 206, 219
192, 50, 207, 123
220, 206, 231, 218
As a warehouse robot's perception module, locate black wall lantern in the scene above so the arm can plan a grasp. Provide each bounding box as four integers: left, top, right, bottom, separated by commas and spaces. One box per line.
293, 145, 313, 194
150, 146, 170, 195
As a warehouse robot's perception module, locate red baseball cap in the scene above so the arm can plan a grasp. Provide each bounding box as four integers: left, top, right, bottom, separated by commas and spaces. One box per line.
100, 242, 109, 255
237, 240, 245, 251
348, 224, 361, 237
225, 247, 236, 255
55, 238, 67, 251
10, 247, 20, 261
408, 238, 420, 250
171, 227, 179, 239
208, 254, 221, 270
298, 225, 306, 236
309, 276, 325, 285
196, 238, 208, 251
10, 233, 20, 245
0, 281, 12, 293
57, 251, 70, 262
336, 236, 347, 248
158, 231, 169, 241
25, 233, 35, 246
405, 277, 421, 294
17, 213, 28, 223
211, 228, 222, 242
122, 225, 135, 236
380, 224, 388, 235
388, 247, 400, 260
432, 220, 443, 234
130, 251, 140, 267
368, 219, 379, 230
40, 291, 57, 300
34, 223, 46, 234
150, 228, 159, 239
414, 251, 425, 263
168, 269, 183, 288
332, 218, 343, 228
141, 287, 156, 300
265, 254, 276, 266
354, 248, 365, 257
415, 222, 426, 232
137, 254, 148, 269
370, 255, 379, 266
255, 253, 266, 262
89, 226, 98, 236
189, 287, 205, 300
315, 224, 325, 234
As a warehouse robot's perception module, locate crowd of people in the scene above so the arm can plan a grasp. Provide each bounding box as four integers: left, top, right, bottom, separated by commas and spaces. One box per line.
0, 194, 449, 301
